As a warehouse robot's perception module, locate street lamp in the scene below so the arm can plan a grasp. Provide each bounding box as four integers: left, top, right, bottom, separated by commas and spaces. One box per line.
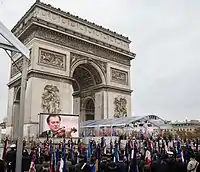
0, 21, 29, 172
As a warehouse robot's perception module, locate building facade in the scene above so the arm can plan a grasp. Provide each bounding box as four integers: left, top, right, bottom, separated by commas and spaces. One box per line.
6, 1, 135, 139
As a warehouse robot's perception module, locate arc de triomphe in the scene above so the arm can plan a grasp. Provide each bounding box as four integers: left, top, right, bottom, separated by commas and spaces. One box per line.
6, 1, 135, 138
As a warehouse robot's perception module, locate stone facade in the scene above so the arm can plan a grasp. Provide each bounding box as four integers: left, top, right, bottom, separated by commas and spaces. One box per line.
6, 1, 135, 138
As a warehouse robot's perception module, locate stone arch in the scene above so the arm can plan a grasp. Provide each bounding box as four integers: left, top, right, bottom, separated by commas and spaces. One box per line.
82, 97, 95, 121
71, 59, 106, 86
71, 60, 105, 121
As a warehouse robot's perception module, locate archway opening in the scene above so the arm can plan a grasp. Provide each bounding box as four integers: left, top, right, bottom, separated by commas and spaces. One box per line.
72, 63, 103, 122
85, 98, 95, 121
72, 63, 102, 92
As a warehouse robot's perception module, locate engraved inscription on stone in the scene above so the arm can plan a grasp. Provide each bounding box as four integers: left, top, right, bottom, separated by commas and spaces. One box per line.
111, 68, 128, 85
41, 85, 61, 114
39, 48, 66, 70
114, 96, 127, 118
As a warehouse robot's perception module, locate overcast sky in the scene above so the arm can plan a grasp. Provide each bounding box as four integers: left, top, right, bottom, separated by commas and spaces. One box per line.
0, 0, 200, 121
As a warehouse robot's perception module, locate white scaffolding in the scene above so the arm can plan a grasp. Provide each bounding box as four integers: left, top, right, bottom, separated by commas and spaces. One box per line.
0, 21, 29, 172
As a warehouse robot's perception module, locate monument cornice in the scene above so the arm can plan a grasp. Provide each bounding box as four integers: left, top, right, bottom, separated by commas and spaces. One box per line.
19, 24, 133, 66
73, 84, 133, 97
12, 0, 131, 44
16, 17, 135, 61
7, 69, 74, 88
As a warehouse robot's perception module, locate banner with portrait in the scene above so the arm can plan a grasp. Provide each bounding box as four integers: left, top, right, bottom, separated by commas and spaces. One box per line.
39, 113, 79, 138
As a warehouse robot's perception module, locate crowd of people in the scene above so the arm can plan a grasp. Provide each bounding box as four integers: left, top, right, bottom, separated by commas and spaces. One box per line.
0, 136, 200, 172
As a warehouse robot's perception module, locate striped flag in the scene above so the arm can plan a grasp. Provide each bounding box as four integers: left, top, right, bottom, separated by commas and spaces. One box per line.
29, 148, 36, 172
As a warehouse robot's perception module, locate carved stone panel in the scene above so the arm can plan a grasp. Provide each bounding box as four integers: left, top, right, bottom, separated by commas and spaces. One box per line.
10, 57, 31, 78
41, 85, 61, 113
111, 68, 128, 85
70, 53, 82, 67
38, 48, 66, 70
114, 96, 127, 118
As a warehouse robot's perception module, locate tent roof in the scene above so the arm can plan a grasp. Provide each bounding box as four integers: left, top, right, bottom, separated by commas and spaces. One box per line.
80, 115, 166, 128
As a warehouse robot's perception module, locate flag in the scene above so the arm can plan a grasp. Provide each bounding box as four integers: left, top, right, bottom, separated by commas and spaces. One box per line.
110, 140, 113, 154
55, 148, 60, 169
87, 140, 92, 161
113, 141, 119, 163
2, 137, 8, 160
177, 140, 181, 156
62, 141, 67, 172
145, 149, 152, 169
131, 143, 138, 172
29, 148, 36, 172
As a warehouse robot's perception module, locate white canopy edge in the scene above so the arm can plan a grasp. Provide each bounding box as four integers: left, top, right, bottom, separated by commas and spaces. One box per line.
0, 21, 29, 58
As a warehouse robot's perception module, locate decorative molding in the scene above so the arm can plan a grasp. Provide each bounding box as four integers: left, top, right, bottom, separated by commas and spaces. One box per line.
34, 27, 131, 65
111, 67, 128, 85
12, 1, 132, 52
114, 96, 127, 118
41, 85, 61, 113
38, 48, 66, 70
70, 52, 107, 74
92, 59, 107, 74
10, 57, 31, 78
70, 53, 80, 67
72, 84, 132, 97
19, 25, 131, 66
8, 69, 74, 88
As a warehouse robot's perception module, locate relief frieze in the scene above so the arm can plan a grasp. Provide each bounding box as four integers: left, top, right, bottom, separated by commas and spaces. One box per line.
114, 96, 127, 118
111, 67, 128, 85
34, 27, 130, 66
38, 48, 66, 70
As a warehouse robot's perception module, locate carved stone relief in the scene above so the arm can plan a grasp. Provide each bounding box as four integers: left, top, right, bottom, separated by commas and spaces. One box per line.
41, 85, 61, 113
38, 48, 66, 70
111, 68, 128, 85
34, 27, 130, 66
114, 96, 127, 118
10, 57, 30, 78
70, 52, 107, 74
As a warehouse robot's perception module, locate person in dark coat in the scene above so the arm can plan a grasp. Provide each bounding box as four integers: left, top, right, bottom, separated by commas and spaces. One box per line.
0, 159, 6, 172
173, 154, 187, 172
104, 153, 118, 172
22, 149, 31, 172
99, 154, 107, 172
75, 155, 90, 172
117, 154, 126, 172
5, 144, 17, 172
151, 154, 161, 172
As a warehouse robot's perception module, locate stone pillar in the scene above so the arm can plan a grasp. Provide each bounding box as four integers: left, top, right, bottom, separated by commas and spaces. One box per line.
95, 91, 104, 120
73, 97, 80, 115
12, 100, 20, 139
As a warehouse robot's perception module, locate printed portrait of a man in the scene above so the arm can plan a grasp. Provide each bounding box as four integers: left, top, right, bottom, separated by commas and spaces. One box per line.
39, 114, 78, 138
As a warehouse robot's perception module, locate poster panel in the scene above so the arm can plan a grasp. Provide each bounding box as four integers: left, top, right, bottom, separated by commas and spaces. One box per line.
39, 113, 79, 138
